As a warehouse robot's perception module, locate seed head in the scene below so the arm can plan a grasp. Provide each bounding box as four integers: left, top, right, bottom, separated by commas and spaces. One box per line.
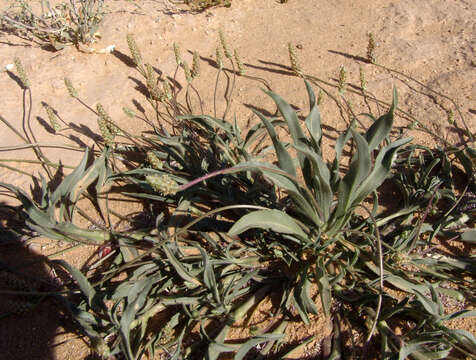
127, 34, 143, 67
44, 104, 61, 132
367, 32, 376, 64
288, 43, 302, 76
145, 63, 156, 83
216, 46, 224, 70
146, 174, 179, 195
173, 42, 182, 66
145, 63, 162, 101
338, 65, 347, 94
97, 104, 116, 146
163, 79, 172, 100
181, 61, 193, 84
122, 107, 135, 118
446, 109, 455, 125
219, 30, 232, 59
317, 89, 324, 106
234, 49, 245, 76
359, 66, 367, 92
13, 57, 29, 88
191, 51, 200, 79
98, 118, 114, 147
147, 151, 163, 170
64, 77, 78, 98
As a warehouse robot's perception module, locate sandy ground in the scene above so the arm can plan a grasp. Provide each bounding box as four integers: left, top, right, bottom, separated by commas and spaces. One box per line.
0, 0, 475, 359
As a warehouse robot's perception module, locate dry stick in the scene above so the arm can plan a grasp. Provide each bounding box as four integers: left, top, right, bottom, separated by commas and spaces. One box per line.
1, 14, 68, 35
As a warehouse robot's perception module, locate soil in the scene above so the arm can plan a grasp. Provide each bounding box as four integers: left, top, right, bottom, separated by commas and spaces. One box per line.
0, 0, 475, 359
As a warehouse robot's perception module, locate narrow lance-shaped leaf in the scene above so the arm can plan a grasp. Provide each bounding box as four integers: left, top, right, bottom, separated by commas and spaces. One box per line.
235, 334, 284, 360
316, 259, 332, 317
50, 148, 89, 205
265, 88, 307, 168
304, 80, 322, 151
330, 123, 354, 187
294, 144, 332, 222
332, 130, 371, 227
198, 246, 220, 304
365, 87, 397, 151
228, 209, 308, 241
53, 259, 97, 308
351, 137, 412, 206
254, 109, 296, 177
461, 229, 476, 243
297, 271, 319, 318
163, 244, 202, 286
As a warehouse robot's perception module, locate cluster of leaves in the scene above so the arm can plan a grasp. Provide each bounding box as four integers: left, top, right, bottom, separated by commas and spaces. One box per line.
1, 33, 475, 360
0, 0, 104, 50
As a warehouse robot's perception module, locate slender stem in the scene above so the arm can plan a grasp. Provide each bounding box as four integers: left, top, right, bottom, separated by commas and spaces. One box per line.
0, 158, 75, 169
223, 60, 236, 121
22, 89, 53, 178
355, 204, 383, 357
0, 163, 34, 177
0, 143, 88, 152
0, 115, 28, 143
213, 68, 221, 119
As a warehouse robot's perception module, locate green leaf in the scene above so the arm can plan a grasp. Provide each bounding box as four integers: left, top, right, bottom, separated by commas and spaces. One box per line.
303, 80, 322, 150
365, 87, 397, 150
265, 90, 306, 145
398, 340, 448, 360
331, 126, 354, 186
332, 130, 371, 225
298, 272, 319, 316
50, 148, 89, 205
163, 244, 201, 287
180, 114, 234, 134
352, 137, 412, 205
461, 229, 476, 243
441, 310, 476, 322
235, 334, 283, 360
294, 144, 332, 221
53, 259, 97, 308
254, 109, 296, 177
228, 209, 308, 241
234, 161, 322, 227
316, 259, 332, 317
197, 246, 220, 304
70, 147, 109, 203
